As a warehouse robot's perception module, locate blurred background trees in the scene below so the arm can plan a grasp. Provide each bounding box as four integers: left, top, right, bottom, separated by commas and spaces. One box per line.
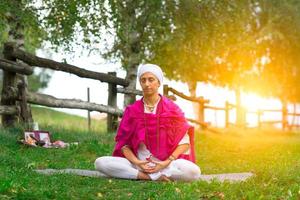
1, 0, 300, 110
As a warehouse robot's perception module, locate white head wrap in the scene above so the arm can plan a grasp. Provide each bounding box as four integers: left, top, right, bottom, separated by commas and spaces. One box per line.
137, 64, 163, 84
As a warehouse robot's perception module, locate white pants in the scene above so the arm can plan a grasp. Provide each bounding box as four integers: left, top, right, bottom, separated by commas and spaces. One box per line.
94, 156, 201, 181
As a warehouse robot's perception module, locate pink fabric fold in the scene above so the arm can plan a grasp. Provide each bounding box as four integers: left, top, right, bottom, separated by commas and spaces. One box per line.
112, 95, 196, 163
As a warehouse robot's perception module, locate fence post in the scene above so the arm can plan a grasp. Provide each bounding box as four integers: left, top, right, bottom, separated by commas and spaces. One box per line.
236, 106, 246, 127
17, 75, 33, 126
1, 43, 18, 127
225, 101, 229, 128
163, 84, 168, 96
257, 110, 262, 129
282, 101, 288, 130
107, 72, 118, 133
198, 97, 205, 129
235, 87, 246, 127
87, 87, 91, 131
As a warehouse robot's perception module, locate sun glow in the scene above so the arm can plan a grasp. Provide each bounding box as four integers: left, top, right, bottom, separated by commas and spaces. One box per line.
241, 92, 282, 126
241, 93, 281, 112
242, 93, 265, 111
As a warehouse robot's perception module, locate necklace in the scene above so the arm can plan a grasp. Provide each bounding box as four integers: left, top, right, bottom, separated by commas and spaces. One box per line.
144, 104, 155, 112
143, 96, 161, 113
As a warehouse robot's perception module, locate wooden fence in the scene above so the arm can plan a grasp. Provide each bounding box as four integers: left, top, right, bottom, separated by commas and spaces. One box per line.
0, 42, 139, 132
1, 42, 298, 132
163, 85, 300, 130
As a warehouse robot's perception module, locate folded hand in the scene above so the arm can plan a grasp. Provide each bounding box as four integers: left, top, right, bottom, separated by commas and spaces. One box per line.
145, 159, 171, 174
136, 160, 155, 173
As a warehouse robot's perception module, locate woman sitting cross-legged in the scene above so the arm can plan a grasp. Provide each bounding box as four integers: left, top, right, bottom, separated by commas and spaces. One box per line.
95, 64, 201, 182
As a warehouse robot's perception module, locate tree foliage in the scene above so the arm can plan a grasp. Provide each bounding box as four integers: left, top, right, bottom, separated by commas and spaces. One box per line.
0, 0, 45, 53
0, 0, 51, 92
39, 0, 181, 104
2, 0, 300, 103
151, 0, 300, 103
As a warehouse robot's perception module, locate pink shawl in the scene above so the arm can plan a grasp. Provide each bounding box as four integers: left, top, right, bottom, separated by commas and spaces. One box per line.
112, 95, 196, 163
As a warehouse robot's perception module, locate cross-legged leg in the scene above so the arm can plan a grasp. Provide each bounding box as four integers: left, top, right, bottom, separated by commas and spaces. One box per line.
95, 156, 150, 180
168, 159, 201, 182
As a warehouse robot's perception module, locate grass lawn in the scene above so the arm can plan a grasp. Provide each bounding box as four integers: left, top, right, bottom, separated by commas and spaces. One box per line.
1, 107, 300, 199
31, 106, 107, 133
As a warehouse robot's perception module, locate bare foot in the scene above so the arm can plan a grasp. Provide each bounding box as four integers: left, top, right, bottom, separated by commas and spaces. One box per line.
137, 171, 151, 180
158, 175, 172, 182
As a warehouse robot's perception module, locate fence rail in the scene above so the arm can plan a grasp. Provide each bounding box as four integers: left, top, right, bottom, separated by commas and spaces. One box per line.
1, 42, 299, 132
3, 43, 129, 86
163, 85, 300, 130
0, 42, 137, 131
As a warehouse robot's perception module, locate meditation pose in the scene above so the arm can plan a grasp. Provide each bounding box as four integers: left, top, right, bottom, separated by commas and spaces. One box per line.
95, 64, 201, 181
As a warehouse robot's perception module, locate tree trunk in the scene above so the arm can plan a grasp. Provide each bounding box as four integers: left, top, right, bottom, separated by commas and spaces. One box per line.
1, 35, 19, 126
122, 27, 140, 107
124, 64, 139, 107
1, 4, 33, 127
120, 1, 143, 107
1, 69, 17, 126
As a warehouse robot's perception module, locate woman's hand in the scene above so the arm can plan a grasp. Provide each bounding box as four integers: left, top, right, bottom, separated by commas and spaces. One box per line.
135, 160, 155, 173
146, 159, 171, 174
